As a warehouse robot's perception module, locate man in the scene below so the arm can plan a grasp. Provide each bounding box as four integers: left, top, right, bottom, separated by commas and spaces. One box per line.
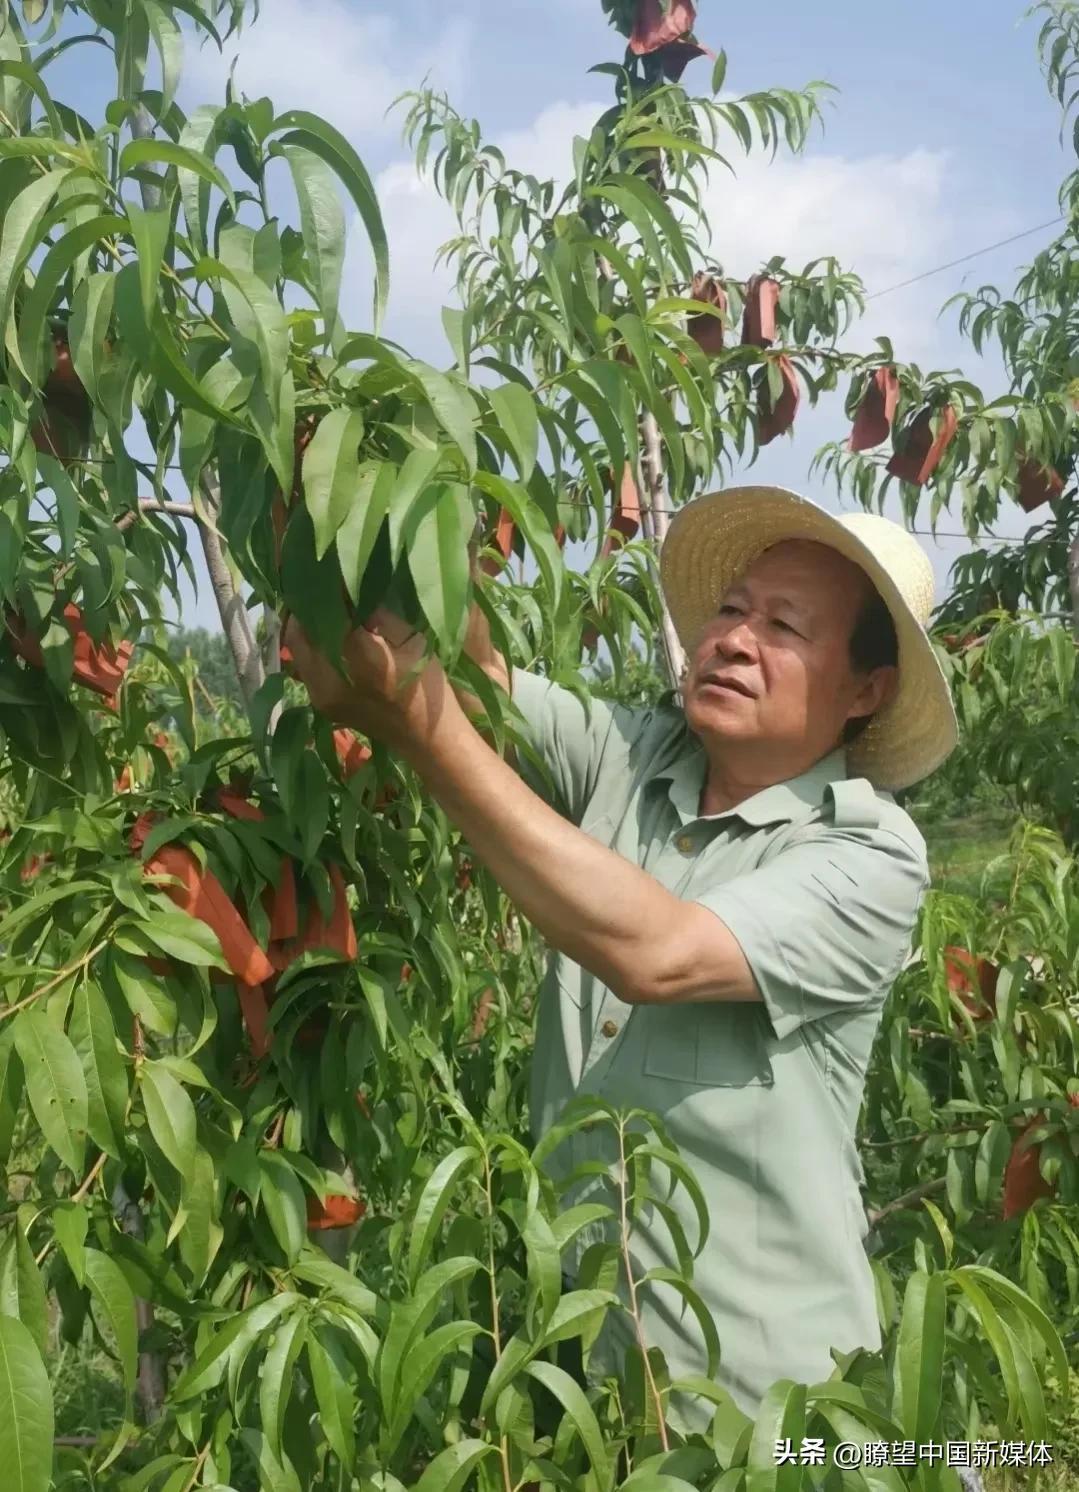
284, 484, 958, 1434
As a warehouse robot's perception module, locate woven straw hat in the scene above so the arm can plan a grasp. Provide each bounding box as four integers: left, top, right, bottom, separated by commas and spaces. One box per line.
659, 486, 959, 791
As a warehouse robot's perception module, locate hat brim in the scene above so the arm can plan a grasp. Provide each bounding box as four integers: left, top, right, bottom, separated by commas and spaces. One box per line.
659, 485, 959, 792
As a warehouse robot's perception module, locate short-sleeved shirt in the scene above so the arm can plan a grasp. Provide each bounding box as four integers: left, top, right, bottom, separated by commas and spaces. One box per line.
511, 670, 929, 1434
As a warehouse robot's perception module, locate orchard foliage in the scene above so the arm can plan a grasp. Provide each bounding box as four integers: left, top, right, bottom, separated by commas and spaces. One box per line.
0, 0, 1075, 1489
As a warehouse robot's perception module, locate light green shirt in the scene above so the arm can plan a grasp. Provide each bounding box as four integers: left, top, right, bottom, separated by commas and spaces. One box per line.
512, 670, 929, 1433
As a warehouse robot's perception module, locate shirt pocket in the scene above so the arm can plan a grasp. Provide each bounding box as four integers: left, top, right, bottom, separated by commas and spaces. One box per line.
642, 1001, 774, 1087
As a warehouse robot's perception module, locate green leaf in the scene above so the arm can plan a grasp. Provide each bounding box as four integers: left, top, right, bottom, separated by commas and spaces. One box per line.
402, 358, 478, 471
520, 1205, 562, 1333
144, 2, 183, 116
113, 261, 235, 425
176, 104, 224, 258
957, 1265, 1069, 1388
523, 1360, 609, 1478
119, 139, 234, 213
126, 908, 229, 970
271, 113, 388, 332
539, 1288, 618, 1349
892, 1269, 945, 1441
281, 144, 345, 341
259, 1309, 306, 1461
382, 1320, 483, 1457
306, 1328, 355, 1468
377, 1255, 483, 1417
196, 255, 288, 424
488, 383, 538, 482
441, 305, 470, 373
69, 980, 126, 1159
51, 1202, 88, 1287
17, 214, 125, 391
404, 482, 474, 660
0, 1314, 53, 1492
974, 1118, 1011, 1205
336, 460, 394, 605
412, 1440, 497, 1492
746, 1379, 806, 1492
640, 1268, 720, 1378
258, 1151, 307, 1264
84, 1248, 137, 1397
406, 1145, 480, 1291
0, 170, 68, 366
388, 447, 442, 567
300, 405, 365, 559
0, 1029, 20, 1167
473, 472, 564, 611
0, 1219, 49, 1358
126, 198, 175, 321
13, 1008, 87, 1174
139, 1061, 197, 1181
171, 1294, 299, 1400
178, 1146, 221, 1289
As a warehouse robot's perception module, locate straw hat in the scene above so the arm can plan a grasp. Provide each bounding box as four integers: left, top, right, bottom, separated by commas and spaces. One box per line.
659, 486, 959, 791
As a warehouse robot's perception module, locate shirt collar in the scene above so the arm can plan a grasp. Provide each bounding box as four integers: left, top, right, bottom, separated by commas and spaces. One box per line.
653, 729, 848, 827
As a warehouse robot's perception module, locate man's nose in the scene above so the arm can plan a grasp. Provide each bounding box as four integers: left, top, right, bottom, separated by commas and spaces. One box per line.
715, 618, 757, 658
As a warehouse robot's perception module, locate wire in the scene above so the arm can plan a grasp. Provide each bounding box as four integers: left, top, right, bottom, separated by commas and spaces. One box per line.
864, 217, 1066, 301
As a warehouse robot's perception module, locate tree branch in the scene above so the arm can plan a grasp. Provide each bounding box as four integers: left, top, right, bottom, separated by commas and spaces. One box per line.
639, 411, 686, 689
115, 499, 199, 534
112, 1180, 166, 1424
866, 1175, 947, 1227
197, 472, 265, 712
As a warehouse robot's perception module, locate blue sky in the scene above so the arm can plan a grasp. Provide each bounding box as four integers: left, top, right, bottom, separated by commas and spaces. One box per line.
43, 0, 1074, 630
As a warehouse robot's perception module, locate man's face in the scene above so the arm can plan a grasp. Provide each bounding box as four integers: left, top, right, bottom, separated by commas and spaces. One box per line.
681, 539, 896, 768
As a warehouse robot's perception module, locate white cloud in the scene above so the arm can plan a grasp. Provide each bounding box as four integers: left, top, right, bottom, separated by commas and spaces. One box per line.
182, 0, 469, 143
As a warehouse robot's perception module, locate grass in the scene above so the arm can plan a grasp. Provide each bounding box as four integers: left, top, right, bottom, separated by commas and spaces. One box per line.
919, 808, 1015, 899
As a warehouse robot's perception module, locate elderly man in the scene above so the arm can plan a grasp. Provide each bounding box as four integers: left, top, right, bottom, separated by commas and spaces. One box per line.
285, 484, 958, 1434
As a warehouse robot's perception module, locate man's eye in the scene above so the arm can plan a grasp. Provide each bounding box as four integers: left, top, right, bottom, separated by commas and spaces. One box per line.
718, 603, 741, 616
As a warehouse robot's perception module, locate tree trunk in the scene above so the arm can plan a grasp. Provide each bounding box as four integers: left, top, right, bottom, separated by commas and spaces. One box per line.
113, 1183, 165, 1423
197, 473, 265, 712
1068, 527, 1079, 639
639, 411, 686, 689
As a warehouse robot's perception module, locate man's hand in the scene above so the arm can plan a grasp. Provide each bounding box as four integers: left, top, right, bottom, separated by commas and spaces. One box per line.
282, 609, 464, 758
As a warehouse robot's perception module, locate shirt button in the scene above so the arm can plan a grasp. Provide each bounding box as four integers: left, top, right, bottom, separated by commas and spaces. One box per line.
676, 833, 694, 854
601, 1019, 619, 1038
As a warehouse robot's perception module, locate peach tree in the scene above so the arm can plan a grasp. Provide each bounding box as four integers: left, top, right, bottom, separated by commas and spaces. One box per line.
0, 0, 1069, 1489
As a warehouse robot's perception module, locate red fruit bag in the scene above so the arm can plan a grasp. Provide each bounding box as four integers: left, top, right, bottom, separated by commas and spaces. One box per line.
1002, 1116, 1055, 1219
687, 271, 727, 357
757, 357, 800, 445
306, 1193, 366, 1230
130, 814, 274, 987
629, 0, 696, 54
1016, 460, 1064, 513
479, 508, 516, 577
332, 729, 373, 780
601, 464, 642, 557
887, 405, 957, 486
849, 367, 900, 452
741, 276, 780, 348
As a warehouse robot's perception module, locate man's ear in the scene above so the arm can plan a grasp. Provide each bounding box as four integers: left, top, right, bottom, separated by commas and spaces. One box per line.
852, 664, 898, 721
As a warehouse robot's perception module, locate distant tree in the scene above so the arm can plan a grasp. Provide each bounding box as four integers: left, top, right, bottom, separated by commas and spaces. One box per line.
164, 627, 245, 713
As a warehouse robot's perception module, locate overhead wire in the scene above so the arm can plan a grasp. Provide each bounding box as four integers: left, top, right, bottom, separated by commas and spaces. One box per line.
864, 216, 1066, 301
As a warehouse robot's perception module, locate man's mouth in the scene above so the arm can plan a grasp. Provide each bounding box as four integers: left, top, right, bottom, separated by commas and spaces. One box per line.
699, 673, 756, 699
